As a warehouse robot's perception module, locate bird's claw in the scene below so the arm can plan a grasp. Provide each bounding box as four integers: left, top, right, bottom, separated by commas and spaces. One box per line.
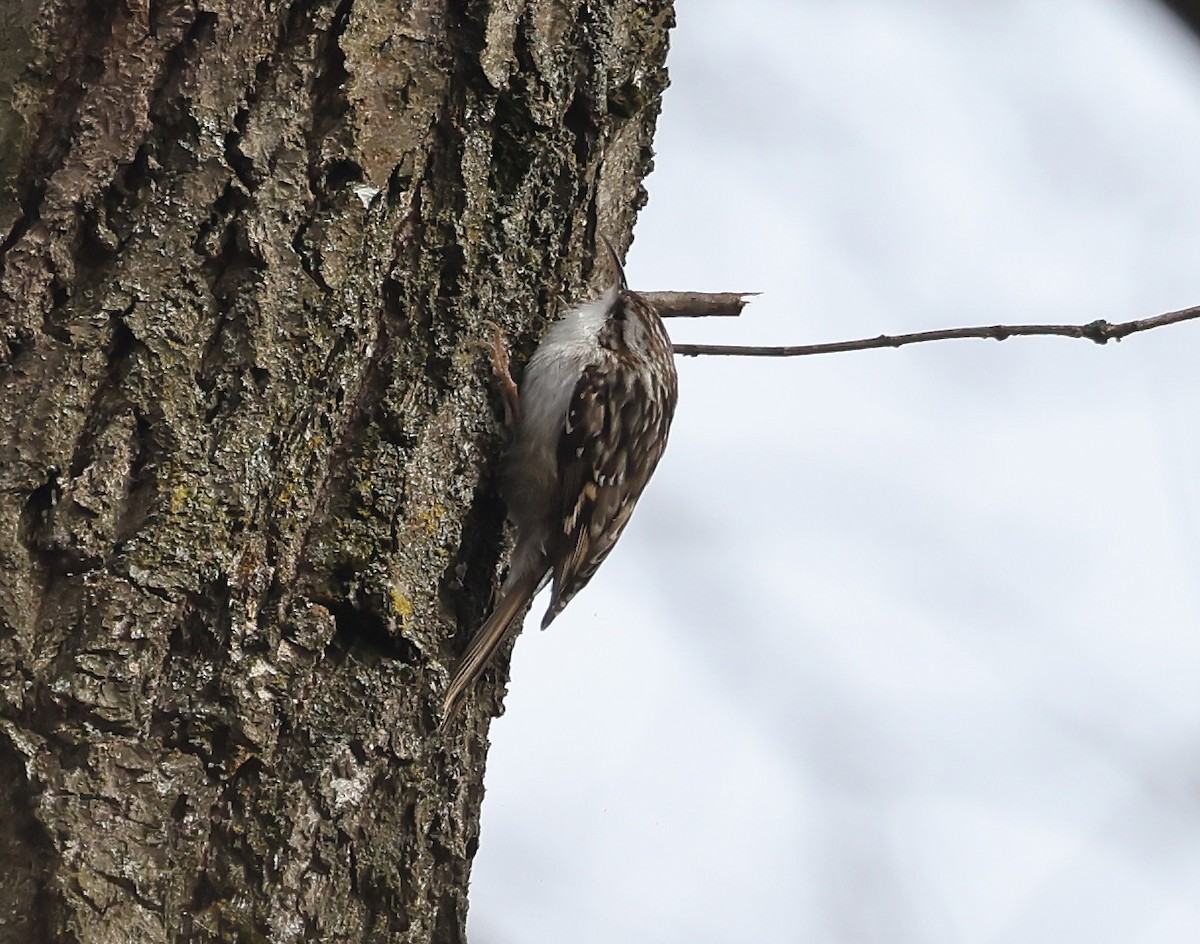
477, 320, 520, 429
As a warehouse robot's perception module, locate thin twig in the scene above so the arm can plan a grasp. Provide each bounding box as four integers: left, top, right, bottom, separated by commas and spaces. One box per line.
672, 304, 1200, 357
645, 291, 758, 318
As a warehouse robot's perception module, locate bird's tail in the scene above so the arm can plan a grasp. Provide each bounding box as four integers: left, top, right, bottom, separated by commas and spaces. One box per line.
440, 567, 543, 728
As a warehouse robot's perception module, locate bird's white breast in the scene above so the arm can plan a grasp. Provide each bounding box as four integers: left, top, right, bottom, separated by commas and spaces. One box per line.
518, 286, 615, 460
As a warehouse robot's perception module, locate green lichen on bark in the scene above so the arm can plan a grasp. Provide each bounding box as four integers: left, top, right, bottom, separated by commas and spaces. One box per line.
0, 0, 672, 940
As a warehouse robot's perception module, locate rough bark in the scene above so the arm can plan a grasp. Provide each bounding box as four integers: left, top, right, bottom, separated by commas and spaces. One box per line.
0, 0, 672, 939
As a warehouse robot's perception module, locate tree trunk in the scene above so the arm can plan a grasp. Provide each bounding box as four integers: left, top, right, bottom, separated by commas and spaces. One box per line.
0, 0, 672, 939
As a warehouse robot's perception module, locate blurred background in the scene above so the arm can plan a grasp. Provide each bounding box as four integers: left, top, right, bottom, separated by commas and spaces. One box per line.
470, 1, 1200, 941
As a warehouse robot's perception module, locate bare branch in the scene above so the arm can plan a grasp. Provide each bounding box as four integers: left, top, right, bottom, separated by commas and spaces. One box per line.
672, 304, 1200, 357
645, 291, 758, 318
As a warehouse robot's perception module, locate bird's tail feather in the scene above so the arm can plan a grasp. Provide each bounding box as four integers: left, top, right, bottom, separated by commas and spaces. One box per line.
440, 567, 543, 728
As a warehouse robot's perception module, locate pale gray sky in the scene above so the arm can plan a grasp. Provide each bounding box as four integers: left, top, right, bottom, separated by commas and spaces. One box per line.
470, 2, 1200, 941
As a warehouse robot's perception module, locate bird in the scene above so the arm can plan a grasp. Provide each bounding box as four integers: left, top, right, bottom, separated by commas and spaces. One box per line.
441, 238, 679, 726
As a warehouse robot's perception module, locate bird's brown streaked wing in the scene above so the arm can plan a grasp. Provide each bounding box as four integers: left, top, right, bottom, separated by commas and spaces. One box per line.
541, 362, 667, 627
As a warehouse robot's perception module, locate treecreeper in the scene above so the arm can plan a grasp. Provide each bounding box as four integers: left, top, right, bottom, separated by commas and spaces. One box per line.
441, 240, 679, 725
